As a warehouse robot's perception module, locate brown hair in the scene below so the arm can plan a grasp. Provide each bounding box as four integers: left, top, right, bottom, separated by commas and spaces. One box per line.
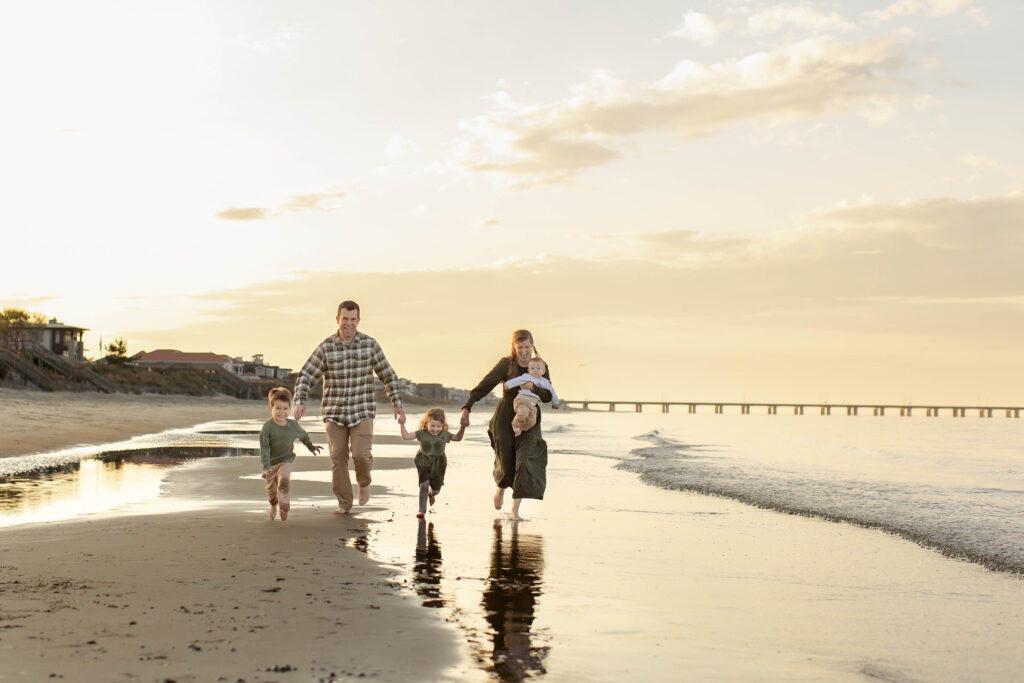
268, 387, 292, 405
506, 329, 540, 379
337, 300, 360, 317
418, 407, 448, 431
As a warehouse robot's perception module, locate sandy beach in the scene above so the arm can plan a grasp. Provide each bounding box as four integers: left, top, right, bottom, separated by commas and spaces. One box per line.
0, 388, 278, 460
2, 390, 1024, 681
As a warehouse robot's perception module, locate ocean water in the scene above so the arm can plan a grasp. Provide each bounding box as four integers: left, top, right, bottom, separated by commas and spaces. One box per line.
3, 407, 1023, 681
596, 410, 1024, 574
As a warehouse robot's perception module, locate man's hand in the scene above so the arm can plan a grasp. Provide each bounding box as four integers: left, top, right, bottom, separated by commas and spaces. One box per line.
294, 404, 306, 420
460, 408, 471, 427
394, 406, 406, 424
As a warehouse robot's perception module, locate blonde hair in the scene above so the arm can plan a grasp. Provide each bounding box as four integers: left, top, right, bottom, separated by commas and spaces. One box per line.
528, 357, 547, 372
418, 407, 448, 431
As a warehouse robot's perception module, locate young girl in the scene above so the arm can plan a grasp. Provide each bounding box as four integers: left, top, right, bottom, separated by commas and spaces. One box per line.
400, 407, 466, 518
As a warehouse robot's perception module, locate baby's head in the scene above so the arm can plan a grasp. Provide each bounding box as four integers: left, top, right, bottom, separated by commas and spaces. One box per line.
268, 387, 292, 424
527, 357, 547, 379
418, 407, 448, 436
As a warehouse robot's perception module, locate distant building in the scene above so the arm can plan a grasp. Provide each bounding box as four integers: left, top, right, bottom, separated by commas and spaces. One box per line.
0, 318, 88, 361
416, 382, 447, 399
131, 349, 236, 372
233, 353, 292, 382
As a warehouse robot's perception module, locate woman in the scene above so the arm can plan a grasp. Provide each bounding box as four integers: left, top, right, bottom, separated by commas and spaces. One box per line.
461, 329, 553, 520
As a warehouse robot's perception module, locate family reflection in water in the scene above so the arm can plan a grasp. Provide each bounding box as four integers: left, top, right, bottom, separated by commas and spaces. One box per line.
410, 520, 549, 680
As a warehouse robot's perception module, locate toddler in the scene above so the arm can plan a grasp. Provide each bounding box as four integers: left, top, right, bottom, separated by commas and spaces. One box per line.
400, 407, 465, 518
505, 357, 559, 436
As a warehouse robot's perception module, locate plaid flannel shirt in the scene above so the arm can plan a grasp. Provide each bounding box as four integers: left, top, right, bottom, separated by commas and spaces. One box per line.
293, 331, 402, 427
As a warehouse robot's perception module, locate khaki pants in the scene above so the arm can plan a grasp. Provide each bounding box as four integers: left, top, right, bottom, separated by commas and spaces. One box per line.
264, 461, 294, 511
512, 394, 539, 433
325, 419, 374, 512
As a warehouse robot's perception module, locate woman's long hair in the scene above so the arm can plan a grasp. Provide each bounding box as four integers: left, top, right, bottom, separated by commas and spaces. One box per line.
506, 329, 540, 379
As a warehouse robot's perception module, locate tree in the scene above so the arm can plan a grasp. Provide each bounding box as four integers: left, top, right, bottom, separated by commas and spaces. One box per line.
106, 337, 128, 363
0, 308, 47, 326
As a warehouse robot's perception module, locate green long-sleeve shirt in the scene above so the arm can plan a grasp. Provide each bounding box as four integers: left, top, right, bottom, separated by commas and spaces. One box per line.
259, 419, 316, 470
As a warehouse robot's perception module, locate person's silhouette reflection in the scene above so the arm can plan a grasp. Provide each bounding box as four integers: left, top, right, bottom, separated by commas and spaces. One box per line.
413, 519, 445, 608
482, 519, 548, 680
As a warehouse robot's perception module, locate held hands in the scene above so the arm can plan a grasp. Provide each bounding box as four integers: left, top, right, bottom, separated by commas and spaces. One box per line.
294, 404, 307, 420
394, 406, 407, 425
460, 408, 471, 427
311, 445, 323, 456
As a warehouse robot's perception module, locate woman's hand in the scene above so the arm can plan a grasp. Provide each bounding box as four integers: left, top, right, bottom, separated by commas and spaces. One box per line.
522, 381, 534, 391
460, 408, 471, 427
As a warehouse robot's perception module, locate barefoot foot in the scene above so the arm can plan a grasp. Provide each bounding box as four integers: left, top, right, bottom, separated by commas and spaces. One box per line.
493, 487, 505, 510
428, 490, 436, 506
280, 507, 289, 521
332, 507, 351, 515
511, 498, 523, 521
269, 504, 277, 520
358, 487, 370, 505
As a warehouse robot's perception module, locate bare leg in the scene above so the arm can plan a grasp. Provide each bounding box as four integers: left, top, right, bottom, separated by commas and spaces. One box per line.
493, 487, 505, 510
511, 498, 523, 521
269, 503, 277, 520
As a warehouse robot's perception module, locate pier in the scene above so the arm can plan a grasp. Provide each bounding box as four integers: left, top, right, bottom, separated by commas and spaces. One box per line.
560, 401, 1022, 418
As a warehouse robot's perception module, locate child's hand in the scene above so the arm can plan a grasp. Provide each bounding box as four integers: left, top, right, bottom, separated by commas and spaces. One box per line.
260, 471, 269, 479
312, 445, 323, 455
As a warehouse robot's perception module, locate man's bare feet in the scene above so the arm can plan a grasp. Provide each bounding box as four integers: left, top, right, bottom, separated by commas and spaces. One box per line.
493, 487, 505, 510
280, 507, 289, 521
511, 498, 523, 521
358, 487, 370, 505
332, 507, 351, 515
269, 504, 277, 520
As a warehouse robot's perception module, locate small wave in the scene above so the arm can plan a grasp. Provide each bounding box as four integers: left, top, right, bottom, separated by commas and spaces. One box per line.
617, 441, 1024, 575
545, 424, 574, 433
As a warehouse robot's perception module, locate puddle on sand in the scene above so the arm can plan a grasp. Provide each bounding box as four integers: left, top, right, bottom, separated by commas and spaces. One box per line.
0, 446, 254, 527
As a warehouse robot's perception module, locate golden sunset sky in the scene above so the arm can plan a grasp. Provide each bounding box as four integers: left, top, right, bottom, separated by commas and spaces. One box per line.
2, 1, 1022, 404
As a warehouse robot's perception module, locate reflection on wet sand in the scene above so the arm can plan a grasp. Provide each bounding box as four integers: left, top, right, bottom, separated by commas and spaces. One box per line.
0, 446, 253, 526
482, 520, 549, 681
414, 519, 445, 608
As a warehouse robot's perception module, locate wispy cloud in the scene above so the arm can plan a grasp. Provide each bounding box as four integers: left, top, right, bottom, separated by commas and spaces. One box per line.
216, 207, 268, 221
747, 5, 857, 35
669, 11, 720, 45
865, 0, 986, 24
454, 35, 908, 189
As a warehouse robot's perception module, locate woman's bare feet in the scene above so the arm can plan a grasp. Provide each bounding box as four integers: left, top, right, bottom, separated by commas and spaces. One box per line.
493, 487, 505, 510
358, 487, 370, 505
428, 490, 436, 506
511, 498, 523, 521
269, 504, 277, 520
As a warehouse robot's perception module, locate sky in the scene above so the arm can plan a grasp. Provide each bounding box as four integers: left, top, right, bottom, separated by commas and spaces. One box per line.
2, 0, 1023, 404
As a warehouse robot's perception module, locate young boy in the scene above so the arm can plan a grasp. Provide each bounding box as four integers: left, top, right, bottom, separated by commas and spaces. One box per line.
260, 387, 322, 520
505, 357, 559, 436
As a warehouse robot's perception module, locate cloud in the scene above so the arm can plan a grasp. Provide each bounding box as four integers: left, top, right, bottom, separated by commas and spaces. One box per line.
477, 218, 502, 229
454, 35, 908, 188
669, 11, 720, 45
216, 187, 347, 219
280, 188, 347, 211
386, 133, 412, 157
747, 5, 856, 35
152, 191, 1024, 404
865, 0, 984, 23
215, 207, 268, 221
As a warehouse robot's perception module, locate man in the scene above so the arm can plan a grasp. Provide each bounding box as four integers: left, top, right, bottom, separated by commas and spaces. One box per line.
294, 300, 406, 513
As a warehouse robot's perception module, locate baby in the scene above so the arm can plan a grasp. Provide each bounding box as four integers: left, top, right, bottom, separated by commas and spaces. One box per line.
505, 357, 559, 436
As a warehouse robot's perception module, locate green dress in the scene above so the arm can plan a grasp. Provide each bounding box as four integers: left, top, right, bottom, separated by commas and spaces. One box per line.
463, 357, 552, 499
414, 429, 451, 491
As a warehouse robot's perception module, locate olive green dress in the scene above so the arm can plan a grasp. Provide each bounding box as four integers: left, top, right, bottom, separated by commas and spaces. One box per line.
463, 357, 553, 499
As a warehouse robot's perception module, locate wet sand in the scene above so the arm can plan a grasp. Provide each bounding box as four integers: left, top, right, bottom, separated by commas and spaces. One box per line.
0, 454, 468, 682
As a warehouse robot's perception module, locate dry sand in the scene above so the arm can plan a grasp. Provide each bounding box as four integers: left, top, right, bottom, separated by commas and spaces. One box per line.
1, 388, 280, 459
